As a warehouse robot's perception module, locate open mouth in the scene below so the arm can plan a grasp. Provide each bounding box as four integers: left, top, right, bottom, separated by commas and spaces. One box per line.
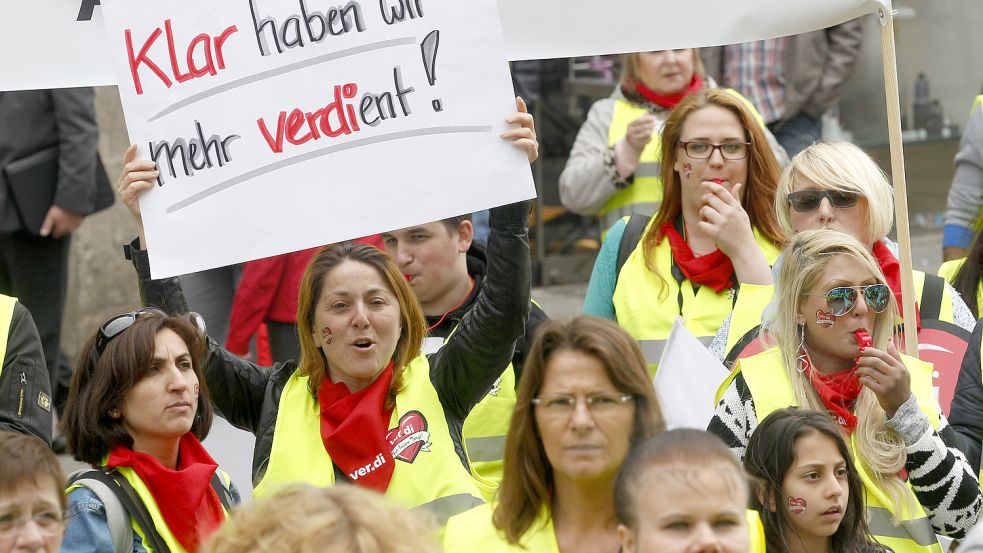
353, 338, 375, 350
822, 506, 842, 516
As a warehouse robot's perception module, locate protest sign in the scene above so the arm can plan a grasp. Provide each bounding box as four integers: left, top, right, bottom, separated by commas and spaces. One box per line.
100, 0, 533, 278
654, 318, 729, 431
0, 0, 116, 91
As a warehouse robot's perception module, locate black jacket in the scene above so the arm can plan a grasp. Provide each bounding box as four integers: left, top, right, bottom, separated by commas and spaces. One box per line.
1, 300, 52, 443
949, 317, 983, 472
425, 242, 548, 384
126, 201, 532, 485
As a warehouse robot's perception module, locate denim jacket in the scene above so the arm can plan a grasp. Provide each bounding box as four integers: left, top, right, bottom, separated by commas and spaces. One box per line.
61, 480, 241, 553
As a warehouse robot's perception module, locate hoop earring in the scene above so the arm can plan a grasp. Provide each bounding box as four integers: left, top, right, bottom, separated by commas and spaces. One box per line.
796, 324, 808, 373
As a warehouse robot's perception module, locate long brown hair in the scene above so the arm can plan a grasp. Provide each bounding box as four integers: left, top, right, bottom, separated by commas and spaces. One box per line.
643, 89, 784, 287
493, 316, 665, 543
296, 242, 426, 409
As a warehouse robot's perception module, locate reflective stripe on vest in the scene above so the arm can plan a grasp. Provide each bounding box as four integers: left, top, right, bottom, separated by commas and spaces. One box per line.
253, 355, 484, 526
116, 466, 233, 553
602, 100, 665, 231
421, 327, 516, 499
612, 217, 780, 374
0, 295, 16, 380
737, 348, 943, 553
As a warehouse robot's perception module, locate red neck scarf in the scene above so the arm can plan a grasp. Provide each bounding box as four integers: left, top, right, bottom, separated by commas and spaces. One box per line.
801, 351, 862, 433
634, 74, 704, 109
318, 362, 395, 492
871, 241, 920, 328
659, 221, 735, 293
105, 433, 224, 553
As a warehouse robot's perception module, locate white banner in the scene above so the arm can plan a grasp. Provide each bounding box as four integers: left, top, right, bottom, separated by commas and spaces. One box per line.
100, 0, 534, 278
2, 1, 892, 90
654, 318, 730, 431
0, 0, 116, 91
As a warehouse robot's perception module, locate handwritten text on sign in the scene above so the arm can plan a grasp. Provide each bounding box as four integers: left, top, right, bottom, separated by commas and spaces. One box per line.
101, 0, 533, 278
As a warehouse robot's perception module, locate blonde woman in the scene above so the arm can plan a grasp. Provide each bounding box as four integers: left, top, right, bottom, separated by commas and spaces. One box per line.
202, 484, 440, 553
708, 230, 981, 553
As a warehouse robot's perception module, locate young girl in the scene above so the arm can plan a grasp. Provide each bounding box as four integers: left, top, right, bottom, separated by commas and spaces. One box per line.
615, 428, 762, 553
744, 408, 891, 553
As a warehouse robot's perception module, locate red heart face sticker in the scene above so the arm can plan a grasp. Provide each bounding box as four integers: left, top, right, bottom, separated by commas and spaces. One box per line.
787, 497, 807, 515
387, 410, 430, 463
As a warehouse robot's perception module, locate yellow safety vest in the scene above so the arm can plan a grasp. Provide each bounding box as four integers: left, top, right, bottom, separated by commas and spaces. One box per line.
612, 217, 780, 373
444, 503, 766, 553
421, 330, 516, 502
67, 466, 233, 553
252, 354, 484, 527
735, 347, 944, 553
0, 295, 15, 379
938, 258, 983, 314
601, 89, 767, 234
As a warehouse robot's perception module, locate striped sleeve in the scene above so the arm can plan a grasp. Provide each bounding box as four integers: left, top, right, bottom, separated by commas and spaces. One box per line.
707, 373, 758, 461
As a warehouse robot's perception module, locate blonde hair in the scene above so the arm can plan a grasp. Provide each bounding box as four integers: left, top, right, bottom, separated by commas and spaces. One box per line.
201, 485, 440, 553
620, 49, 705, 90
775, 142, 894, 245
766, 230, 916, 519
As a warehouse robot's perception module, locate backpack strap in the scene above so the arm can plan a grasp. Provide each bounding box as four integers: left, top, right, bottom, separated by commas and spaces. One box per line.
920, 273, 945, 321
68, 469, 132, 553
210, 471, 234, 512
616, 214, 651, 283
69, 468, 171, 553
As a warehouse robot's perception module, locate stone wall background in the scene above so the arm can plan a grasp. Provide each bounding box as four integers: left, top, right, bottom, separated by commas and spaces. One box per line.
61, 86, 140, 361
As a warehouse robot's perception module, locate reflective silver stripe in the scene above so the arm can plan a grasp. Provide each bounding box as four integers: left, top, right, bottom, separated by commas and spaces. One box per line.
413, 493, 484, 527
602, 202, 661, 232
635, 161, 661, 178
866, 506, 938, 547
638, 336, 714, 364
466, 435, 507, 463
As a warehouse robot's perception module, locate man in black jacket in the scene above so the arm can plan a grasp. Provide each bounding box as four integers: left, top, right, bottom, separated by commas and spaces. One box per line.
0, 294, 53, 444
380, 214, 548, 484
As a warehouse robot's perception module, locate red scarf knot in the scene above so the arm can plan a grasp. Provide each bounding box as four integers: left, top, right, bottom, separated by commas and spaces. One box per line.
317, 362, 396, 493
634, 74, 705, 110
659, 221, 735, 293
105, 433, 224, 553
871, 241, 920, 330
800, 351, 862, 433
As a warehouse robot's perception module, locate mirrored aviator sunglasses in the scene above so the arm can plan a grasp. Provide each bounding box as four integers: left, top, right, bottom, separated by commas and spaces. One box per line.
787, 189, 860, 212
824, 284, 891, 317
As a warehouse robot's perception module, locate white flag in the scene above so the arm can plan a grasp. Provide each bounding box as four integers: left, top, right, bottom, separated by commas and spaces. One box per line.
654, 317, 730, 431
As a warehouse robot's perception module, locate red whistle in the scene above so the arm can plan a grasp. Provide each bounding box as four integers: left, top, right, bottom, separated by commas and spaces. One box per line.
853, 329, 872, 351
710, 178, 724, 184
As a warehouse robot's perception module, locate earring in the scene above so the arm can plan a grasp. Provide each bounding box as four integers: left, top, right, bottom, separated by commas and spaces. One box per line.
108, 408, 120, 419
795, 324, 808, 374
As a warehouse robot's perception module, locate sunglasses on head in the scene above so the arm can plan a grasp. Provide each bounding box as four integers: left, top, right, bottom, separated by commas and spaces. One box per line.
89, 308, 206, 365
816, 284, 891, 317
787, 189, 861, 212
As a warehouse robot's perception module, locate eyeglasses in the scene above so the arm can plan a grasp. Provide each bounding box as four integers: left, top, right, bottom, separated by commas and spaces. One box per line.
811, 284, 892, 317
0, 511, 65, 539
679, 141, 750, 160
532, 393, 635, 416
787, 189, 861, 212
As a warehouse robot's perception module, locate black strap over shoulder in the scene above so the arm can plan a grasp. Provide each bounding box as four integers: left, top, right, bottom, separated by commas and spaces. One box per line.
920, 273, 945, 321
210, 472, 233, 512
72, 468, 171, 553
616, 213, 651, 280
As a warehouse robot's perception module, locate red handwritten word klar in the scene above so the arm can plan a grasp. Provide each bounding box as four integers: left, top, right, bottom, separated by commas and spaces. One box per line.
126, 19, 238, 95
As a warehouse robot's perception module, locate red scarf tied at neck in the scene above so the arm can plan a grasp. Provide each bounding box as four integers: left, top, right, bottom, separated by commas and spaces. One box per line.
634, 73, 705, 110
105, 433, 224, 553
800, 352, 862, 433
659, 222, 735, 293
318, 362, 396, 493
871, 240, 919, 328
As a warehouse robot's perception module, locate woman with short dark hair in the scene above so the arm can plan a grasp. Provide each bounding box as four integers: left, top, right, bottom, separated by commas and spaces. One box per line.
61, 310, 238, 553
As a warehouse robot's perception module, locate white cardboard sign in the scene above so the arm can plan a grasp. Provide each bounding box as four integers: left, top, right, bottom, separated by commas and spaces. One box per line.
99, 0, 534, 278
655, 318, 730, 431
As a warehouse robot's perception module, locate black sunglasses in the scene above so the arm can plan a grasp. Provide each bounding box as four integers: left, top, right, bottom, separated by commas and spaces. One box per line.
89, 308, 206, 364
787, 189, 861, 212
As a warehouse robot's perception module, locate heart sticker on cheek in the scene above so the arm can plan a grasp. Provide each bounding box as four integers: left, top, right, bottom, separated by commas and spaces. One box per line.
321, 327, 333, 345
816, 310, 836, 328
683, 162, 693, 178
787, 497, 807, 515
